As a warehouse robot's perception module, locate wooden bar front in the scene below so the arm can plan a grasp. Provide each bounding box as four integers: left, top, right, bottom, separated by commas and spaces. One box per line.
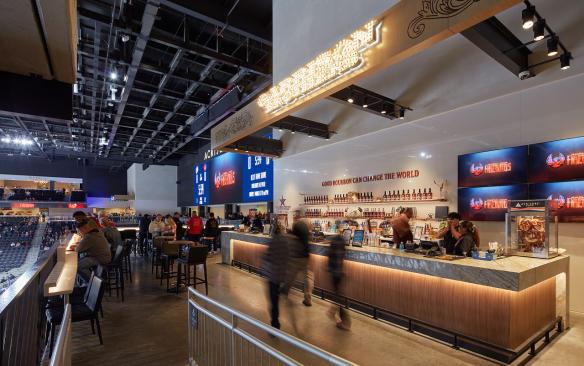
231, 238, 559, 350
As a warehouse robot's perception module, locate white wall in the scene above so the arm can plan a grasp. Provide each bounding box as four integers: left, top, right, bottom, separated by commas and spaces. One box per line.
126, 164, 178, 215
274, 73, 584, 313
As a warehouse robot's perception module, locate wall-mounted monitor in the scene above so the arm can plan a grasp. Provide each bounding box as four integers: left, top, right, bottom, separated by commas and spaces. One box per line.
529, 180, 584, 222
458, 184, 528, 221
194, 152, 274, 206
528, 136, 584, 183
458, 146, 528, 188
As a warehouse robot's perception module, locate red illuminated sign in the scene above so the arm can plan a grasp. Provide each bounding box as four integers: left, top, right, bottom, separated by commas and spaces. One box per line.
11, 203, 35, 209
470, 162, 512, 176
214, 170, 236, 189
469, 198, 508, 210
68, 203, 86, 209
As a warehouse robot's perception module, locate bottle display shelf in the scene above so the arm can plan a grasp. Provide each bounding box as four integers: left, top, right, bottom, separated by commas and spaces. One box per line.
301, 198, 447, 206
298, 216, 442, 221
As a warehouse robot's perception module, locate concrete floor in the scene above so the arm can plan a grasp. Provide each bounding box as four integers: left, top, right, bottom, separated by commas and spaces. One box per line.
70, 255, 584, 365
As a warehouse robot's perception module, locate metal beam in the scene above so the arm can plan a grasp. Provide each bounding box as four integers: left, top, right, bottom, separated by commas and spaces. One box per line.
461, 17, 530, 77
226, 136, 283, 157
41, 119, 59, 148
105, 0, 160, 156
159, 0, 272, 46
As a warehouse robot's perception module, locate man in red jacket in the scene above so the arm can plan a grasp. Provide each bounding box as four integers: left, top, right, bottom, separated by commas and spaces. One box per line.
186, 212, 203, 243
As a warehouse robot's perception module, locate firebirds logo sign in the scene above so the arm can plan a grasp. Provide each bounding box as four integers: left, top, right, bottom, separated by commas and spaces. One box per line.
214, 170, 236, 189
469, 198, 508, 211
470, 162, 512, 176
546, 151, 584, 168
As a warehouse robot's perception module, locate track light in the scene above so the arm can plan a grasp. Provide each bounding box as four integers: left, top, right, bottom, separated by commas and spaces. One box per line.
110, 71, 118, 80
291, 131, 295, 134
399, 109, 405, 119
547, 36, 558, 56
522, 5, 535, 30
381, 110, 387, 114
347, 97, 354, 103
560, 52, 571, 70
533, 18, 546, 41
347, 89, 354, 103
362, 98, 368, 108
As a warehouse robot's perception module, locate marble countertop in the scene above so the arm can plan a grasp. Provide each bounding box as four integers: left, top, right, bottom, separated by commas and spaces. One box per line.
222, 231, 570, 291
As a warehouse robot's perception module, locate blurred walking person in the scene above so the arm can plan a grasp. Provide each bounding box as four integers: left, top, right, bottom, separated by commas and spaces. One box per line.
328, 234, 351, 330
262, 223, 290, 329
284, 220, 314, 306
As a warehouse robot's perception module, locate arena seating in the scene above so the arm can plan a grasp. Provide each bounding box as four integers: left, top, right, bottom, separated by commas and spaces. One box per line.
40, 220, 74, 253
0, 217, 37, 273
70, 190, 86, 202
1, 188, 86, 202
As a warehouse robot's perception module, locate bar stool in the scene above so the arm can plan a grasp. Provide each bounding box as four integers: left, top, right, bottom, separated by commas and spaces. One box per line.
200, 236, 216, 254
160, 240, 181, 290
152, 236, 174, 278
175, 244, 209, 294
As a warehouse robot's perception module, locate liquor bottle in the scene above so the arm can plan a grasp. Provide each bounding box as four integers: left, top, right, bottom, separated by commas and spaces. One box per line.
417, 189, 422, 200
423, 188, 427, 200
428, 188, 433, 199
406, 190, 410, 200
392, 190, 396, 201
411, 188, 416, 200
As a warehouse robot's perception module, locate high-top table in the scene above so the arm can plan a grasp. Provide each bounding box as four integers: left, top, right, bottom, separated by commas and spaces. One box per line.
44, 234, 79, 298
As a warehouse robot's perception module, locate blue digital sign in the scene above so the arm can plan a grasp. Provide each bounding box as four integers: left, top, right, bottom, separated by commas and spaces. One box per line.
242, 155, 273, 202
458, 184, 528, 221
529, 136, 584, 183
193, 162, 209, 205
458, 146, 528, 188
194, 152, 273, 205
529, 180, 584, 222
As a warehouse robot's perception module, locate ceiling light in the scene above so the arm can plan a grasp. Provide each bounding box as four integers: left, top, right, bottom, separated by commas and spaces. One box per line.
420, 152, 426, 158
121, 34, 130, 43
347, 97, 354, 104
278, 128, 283, 132
560, 52, 571, 70
291, 131, 295, 134
381, 109, 387, 114
547, 36, 558, 56
108, 102, 114, 107
362, 103, 368, 108
110, 71, 118, 80
399, 109, 405, 119
522, 5, 535, 30
73, 83, 79, 94
533, 19, 546, 41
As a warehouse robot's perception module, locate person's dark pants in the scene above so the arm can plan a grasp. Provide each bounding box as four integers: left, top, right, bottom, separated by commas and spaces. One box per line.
186, 233, 201, 243
138, 232, 147, 255
268, 281, 281, 329
331, 275, 348, 322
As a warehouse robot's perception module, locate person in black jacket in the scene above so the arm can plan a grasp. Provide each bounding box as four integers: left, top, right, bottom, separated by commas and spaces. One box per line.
204, 213, 220, 253
138, 214, 151, 256
327, 234, 350, 330
173, 212, 184, 240
262, 223, 290, 329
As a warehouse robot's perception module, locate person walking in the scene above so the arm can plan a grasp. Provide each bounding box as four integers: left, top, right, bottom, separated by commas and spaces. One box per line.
262, 223, 290, 329
204, 213, 220, 253
138, 214, 151, 255
283, 221, 314, 306
327, 233, 351, 330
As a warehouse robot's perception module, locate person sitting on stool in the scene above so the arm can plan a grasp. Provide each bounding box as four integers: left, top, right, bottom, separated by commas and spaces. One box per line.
71, 219, 111, 284
204, 213, 219, 253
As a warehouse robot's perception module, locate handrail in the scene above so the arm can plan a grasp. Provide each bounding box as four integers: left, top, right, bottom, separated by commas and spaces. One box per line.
49, 304, 72, 366
188, 288, 357, 366
0, 234, 62, 317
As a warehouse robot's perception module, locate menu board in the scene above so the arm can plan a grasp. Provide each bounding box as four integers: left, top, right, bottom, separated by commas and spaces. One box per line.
458, 184, 528, 221
194, 152, 274, 205
458, 146, 528, 187
529, 181, 584, 222
528, 136, 584, 183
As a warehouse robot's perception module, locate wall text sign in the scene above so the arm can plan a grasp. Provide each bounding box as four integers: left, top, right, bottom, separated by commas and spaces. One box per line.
322, 170, 420, 187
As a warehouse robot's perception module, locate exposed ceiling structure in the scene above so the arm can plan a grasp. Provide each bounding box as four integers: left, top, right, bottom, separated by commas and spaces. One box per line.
0, 0, 272, 167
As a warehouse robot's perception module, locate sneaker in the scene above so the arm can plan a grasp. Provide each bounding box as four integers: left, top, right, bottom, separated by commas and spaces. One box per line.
302, 299, 312, 307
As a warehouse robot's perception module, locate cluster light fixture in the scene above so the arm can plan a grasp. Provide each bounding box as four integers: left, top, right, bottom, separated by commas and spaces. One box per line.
520, 1, 572, 71
1, 136, 34, 146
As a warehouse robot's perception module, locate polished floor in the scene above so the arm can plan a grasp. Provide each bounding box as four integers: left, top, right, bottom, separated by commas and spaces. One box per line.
70, 255, 584, 366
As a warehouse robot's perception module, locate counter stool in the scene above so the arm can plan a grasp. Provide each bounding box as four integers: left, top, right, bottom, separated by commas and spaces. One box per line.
160, 240, 180, 291
201, 236, 216, 254
105, 245, 125, 302
122, 240, 133, 283
152, 236, 174, 278
175, 244, 208, 294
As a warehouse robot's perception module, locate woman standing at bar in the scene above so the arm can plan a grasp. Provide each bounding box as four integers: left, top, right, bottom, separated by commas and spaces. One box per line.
453, 221, 478, 256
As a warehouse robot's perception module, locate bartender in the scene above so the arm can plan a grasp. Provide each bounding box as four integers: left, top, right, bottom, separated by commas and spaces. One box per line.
436, 212, 462, 254
391, 207, 413, 245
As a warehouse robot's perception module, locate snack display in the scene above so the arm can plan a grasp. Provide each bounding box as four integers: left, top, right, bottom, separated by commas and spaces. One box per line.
517, 217, 545, 252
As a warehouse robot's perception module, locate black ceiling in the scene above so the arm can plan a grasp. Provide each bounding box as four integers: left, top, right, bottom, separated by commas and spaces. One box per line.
0, 0, 272, 168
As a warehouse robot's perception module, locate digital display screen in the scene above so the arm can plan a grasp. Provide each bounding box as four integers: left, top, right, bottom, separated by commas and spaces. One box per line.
194, 162, 209, 205
458, 146, 528, 187
458, 185, 528, 221
529, 181, 584, 222
194, 152, 273, 205
243, 155, 273, 202
528, 136, 584, 183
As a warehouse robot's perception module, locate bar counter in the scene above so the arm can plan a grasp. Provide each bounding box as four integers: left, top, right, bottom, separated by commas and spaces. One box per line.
221, 231, 569, 357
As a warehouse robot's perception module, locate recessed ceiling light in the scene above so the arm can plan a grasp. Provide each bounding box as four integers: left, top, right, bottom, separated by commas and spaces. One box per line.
110, 71, 118, 80
347, 97, 354, 103
420, 152, 426, 158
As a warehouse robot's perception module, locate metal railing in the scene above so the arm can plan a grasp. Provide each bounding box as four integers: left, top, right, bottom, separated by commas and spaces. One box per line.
48, 304, 72, 366
188, 288, 357, 366
0, 241, 59, 366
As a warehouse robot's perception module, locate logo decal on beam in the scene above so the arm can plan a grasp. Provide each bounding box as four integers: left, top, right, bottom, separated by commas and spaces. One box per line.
257, 20, 382, 114
408, 0, 480, 39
